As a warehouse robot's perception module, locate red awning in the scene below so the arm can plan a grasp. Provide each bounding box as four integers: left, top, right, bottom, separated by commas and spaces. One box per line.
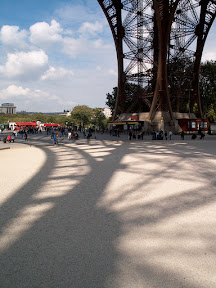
43, 123, 59, 127
15, 122, 36, 126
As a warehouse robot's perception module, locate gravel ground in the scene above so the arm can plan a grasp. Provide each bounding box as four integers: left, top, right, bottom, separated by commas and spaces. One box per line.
0, 132, 216, 288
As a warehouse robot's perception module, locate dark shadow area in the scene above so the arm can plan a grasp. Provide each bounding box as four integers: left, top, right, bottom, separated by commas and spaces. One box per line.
1, 136, 216, 288
0, 141, 125, 288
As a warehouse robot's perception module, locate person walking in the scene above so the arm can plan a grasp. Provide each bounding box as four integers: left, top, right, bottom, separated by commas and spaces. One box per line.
24, 131, 28, 141
129, 131, 132, 141
53, 133, 57, 145
169, 130, 172, 140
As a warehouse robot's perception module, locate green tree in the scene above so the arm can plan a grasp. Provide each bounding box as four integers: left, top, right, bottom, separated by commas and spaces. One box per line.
71, 105, 92, 128
106, 83, 149, 115
106, 87, 118, 114
92, 108, 106, 128
206, 104, 216, 123
168, 56, 194, 112
200, 60, 216, 120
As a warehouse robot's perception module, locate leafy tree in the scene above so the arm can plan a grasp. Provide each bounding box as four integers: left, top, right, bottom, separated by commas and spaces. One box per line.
168, 56, 194, 112
206, 104, 216, 123
200, 60, 216, 120
92, 108, 106, 128
106, 87, 118, 114
70, 105, 92, 128
33, 113, 48, 123
106, 83, 149, 115
0, 112, 67, 126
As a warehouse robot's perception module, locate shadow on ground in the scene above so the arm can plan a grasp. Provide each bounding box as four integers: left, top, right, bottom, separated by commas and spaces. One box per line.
0, 137, 216, 288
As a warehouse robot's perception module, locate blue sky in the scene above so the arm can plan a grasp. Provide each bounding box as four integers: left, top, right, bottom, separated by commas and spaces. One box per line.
0, 1, 215, 112
0, 0, 116, 112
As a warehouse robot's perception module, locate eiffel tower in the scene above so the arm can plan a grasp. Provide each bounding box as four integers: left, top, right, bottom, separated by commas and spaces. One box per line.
98, 0, 216, 122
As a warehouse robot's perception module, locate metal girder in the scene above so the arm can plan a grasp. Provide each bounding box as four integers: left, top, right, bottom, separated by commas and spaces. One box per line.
98, 0, 216, 120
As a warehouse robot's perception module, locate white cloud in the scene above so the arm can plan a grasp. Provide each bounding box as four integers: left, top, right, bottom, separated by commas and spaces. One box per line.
0, 50, 48, 79
0, 85, 60, 103
108, 69, 117, 76
62, 36, 88, 58
61, 35, 113, 59
41, 66, 74, 81
55, 4, 104, 26
93, 39, 112, 49
0, 85, 30, 99
0, 25, 28, 49
202, 51, 216, 62
79, 21, 103, 36
30, 20, 63, 47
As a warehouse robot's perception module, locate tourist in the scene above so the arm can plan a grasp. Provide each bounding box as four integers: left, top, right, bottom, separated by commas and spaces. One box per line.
7, 135, 12, 142
11, 133, 15, 143
200, 132, 205, 139
129, 131, 132, 140
24, 131, 28, 141
53, 133, 57, 145
132, 132, 136, 139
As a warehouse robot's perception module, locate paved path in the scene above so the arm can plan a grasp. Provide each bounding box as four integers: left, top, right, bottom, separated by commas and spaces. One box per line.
0, 133, 216, 287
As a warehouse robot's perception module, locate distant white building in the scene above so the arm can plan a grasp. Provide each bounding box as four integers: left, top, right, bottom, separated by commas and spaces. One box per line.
103, 107, 112, 118
0, 103, 16, 114
59, 110, 72, 117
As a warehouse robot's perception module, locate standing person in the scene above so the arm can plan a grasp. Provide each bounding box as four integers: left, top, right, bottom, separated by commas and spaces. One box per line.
51, 128, 54, 139
7, 135, 12, 142
165, 131, 168, 140
132, 132, 136, 139
152, 130, 156, 140
11, 133, 15, 143
169, 130, 172, 140
200, 131, 205, 139
87, 131, 91, 143
181, 130, 185, 140
24, 131, 28, 141
129, 131, 132, 141
53, 133, 57, 145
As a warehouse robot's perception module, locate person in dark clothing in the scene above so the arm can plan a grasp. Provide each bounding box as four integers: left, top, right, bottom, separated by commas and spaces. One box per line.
200, 132, 205, 139
132, 132, 136, 139
191, 133, 197, 140
24, 131, 28, 141
129, 131, 132, 141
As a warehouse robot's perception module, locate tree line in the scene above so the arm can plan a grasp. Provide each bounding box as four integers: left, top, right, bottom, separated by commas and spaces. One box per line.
0, 106, 110, 130
1, 60, 215, 127
106, 60, 216, 122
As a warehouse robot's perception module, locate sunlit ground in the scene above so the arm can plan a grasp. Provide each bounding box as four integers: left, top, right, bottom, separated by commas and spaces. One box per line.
0, 137, 216, 288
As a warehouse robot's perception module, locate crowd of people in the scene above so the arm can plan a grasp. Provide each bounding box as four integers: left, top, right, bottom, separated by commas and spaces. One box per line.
1, 124, 207, 145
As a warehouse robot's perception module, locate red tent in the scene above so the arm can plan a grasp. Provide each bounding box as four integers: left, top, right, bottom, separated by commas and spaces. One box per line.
15, 122, 37, 127
43, 123, 59, 127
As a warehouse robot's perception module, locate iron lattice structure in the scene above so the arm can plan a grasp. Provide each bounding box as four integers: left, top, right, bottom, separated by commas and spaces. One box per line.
98, 0, 216, 121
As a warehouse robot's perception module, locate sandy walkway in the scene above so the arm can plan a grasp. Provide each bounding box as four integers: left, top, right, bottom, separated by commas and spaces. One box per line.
0, 145, 46, 207
0, 138, 216, 288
